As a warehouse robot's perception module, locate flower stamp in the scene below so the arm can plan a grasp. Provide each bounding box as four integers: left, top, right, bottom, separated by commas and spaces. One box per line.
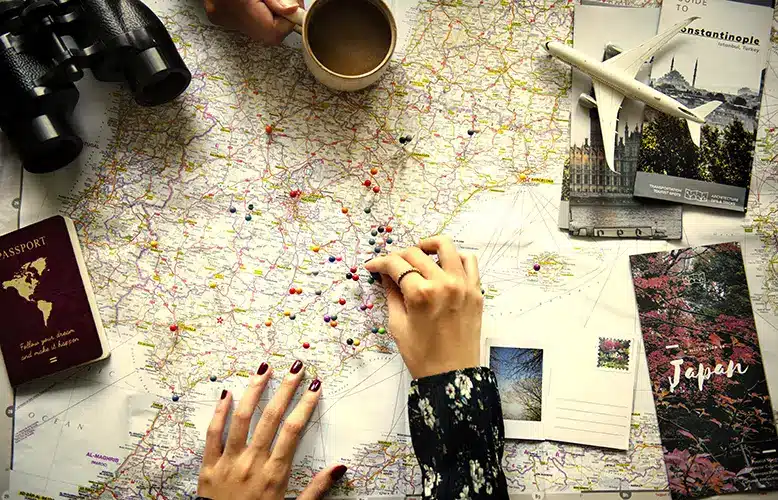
597, 337, 631, 371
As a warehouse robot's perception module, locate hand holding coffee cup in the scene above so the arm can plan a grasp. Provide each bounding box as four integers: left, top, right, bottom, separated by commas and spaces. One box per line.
284, 0, 397, 91
204, 0, 304, 46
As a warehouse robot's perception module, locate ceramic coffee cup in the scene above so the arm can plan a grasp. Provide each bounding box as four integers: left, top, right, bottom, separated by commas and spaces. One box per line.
285, 0, 396, 92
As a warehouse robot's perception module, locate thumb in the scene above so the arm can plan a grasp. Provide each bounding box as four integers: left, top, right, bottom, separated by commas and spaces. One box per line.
382, 277, 412, 349
298, 464, 347, 500
264, 0, 301, 16
384, 277, 407, 317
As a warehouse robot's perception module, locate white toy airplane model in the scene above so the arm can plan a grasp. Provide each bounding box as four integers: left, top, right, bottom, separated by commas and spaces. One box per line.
545, 16, 722, 173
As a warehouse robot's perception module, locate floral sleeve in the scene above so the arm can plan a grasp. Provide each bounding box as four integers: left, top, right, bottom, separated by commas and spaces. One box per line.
408, 367, 509, 499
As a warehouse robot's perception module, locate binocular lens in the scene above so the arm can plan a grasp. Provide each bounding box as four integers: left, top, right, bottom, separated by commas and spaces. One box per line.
0, 0, 192, 172
126, 47, 191, 107
17, 114, 83, 173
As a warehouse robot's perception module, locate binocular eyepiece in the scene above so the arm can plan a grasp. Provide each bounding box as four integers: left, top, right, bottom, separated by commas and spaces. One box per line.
0, 0, 192, 173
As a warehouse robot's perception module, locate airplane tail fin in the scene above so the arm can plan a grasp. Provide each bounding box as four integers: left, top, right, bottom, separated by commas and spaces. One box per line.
693, 100, 723, 119
686, 120, 702, 147
686, 101, 722, 147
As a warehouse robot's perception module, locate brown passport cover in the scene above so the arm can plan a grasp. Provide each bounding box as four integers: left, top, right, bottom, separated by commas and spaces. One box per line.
0, 216, 104, 386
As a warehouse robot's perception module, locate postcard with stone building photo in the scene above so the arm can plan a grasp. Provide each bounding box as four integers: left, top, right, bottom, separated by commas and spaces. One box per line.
559, 5, 683, 239
632, 0, 773, 212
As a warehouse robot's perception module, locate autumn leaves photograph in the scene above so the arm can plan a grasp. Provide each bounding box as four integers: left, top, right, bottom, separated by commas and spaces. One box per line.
630, 242, 778, 500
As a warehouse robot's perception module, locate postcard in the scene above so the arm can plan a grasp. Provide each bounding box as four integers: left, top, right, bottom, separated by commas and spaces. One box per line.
632, 0, 773, 212
559, 4, 683, 239
485, 331, 637, 450
630, 242, 778, 499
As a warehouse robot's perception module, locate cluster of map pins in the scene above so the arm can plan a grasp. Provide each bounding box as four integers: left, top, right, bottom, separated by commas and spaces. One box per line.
197, 168, 398, 391
162, 78, 545, 406
363, 178, 380, 194
305, 168, 392, 350
368, 225, 393, 256
227, 203, 254, 221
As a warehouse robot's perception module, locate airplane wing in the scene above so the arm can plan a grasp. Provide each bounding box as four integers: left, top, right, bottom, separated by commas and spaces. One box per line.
592, 80, 624, 173
604, 16, 699, 79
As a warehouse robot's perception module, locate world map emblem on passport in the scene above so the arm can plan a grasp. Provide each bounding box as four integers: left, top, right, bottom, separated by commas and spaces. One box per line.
3, 257, 53, 326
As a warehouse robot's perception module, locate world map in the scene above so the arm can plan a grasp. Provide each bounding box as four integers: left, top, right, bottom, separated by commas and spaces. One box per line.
2, 257, 53, 327
7, 0, 778, 498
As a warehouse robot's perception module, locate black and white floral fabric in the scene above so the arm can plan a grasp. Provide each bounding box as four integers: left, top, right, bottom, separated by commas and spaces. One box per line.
408, 367, 509, 499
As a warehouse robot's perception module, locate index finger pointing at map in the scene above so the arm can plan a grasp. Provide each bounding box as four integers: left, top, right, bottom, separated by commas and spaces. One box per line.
365, 254, 426, 292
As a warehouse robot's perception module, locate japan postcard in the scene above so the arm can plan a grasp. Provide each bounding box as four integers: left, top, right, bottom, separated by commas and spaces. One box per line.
630, 242, 778, 499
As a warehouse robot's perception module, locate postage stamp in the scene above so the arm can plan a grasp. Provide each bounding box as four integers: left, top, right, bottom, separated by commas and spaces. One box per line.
597, 337, 631, 371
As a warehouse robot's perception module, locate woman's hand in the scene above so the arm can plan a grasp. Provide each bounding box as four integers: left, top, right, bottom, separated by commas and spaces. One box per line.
204, 0, 302, 45
365, 236, 483, 379
198, 360, 347, 499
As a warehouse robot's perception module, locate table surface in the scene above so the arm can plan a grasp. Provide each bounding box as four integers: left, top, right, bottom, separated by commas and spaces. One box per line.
1, 1, 778, 498
0, 143, 21, 495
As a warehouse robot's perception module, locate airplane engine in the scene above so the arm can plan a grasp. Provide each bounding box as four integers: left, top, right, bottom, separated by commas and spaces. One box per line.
578, 93, 597, 109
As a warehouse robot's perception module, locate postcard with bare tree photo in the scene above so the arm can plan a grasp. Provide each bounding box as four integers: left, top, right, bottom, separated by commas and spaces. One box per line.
486, 333, 638, 450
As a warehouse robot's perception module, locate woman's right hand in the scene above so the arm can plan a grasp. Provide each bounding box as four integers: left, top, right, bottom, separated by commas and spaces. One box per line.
204, 0, 302, 45
365, 236, 483, 379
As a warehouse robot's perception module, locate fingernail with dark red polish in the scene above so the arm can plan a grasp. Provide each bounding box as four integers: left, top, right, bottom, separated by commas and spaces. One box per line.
220, 389, 227, 400
309, 379, 321, 392
290, 360, 303, 374
331, 464, 347, 481
257, 362, 269, 375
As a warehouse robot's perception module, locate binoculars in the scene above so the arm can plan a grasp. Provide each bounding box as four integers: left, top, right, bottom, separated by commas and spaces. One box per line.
0, 0, 191, 173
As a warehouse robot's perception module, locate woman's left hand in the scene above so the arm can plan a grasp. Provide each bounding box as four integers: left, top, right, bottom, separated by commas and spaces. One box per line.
197, 360, 347, 499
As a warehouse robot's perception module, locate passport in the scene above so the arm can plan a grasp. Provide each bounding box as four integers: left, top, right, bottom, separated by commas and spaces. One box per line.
0, 215, 109, 386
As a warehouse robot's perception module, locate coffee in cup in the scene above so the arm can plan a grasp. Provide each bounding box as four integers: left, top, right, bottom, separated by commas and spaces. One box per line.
284, 0, 397, 91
